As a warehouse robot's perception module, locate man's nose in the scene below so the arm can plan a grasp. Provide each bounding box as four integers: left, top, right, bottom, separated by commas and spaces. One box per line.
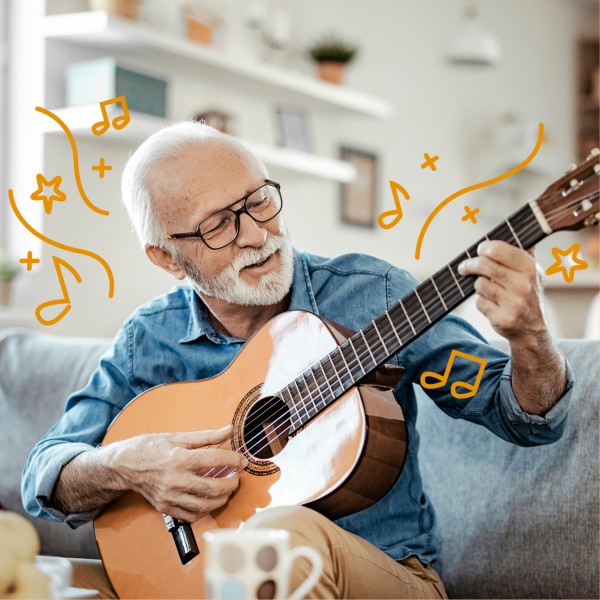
236, 212, 268, 248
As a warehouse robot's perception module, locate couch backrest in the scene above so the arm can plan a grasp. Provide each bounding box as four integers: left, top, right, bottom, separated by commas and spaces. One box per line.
2, 328, 598, 599
416, 339, 599, 599
0, 328, 111, 558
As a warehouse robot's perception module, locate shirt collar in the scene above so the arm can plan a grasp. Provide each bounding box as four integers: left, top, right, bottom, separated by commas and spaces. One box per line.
179, 247, 318, 345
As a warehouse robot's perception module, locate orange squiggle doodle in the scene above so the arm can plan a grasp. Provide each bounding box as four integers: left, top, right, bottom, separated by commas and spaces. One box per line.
35, 106, 110, 216
8, 189, 115, 298
35, 256, 82, 326
414, 122, 545, 260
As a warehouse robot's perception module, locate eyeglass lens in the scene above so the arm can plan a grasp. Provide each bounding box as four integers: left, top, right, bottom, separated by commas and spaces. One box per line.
199, 183, 281, 249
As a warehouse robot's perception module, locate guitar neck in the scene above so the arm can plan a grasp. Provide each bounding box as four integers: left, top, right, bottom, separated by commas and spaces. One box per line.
282, 201, 548, 433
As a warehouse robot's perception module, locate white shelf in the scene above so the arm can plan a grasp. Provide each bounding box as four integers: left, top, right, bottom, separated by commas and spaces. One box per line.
41, 106, 357, 182
43, 11, 394, 120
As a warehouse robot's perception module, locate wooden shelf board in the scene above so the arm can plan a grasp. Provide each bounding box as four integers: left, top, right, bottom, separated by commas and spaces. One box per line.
41, 106, 357, 182
43, 11, 394, 120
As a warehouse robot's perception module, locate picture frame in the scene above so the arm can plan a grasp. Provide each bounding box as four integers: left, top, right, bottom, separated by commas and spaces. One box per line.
275, 107, 312, 152
339, 147, 378, 227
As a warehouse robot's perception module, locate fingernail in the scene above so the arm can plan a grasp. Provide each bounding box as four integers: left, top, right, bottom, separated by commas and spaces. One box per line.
458, 261, 466, 273
242, 456, 248, 468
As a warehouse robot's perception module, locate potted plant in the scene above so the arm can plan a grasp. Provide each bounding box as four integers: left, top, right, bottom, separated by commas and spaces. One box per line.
308, 34, 359, 84
0, 250, 18, 306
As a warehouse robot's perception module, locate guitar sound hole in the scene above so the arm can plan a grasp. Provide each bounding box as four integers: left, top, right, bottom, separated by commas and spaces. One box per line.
243, 396, 291, 460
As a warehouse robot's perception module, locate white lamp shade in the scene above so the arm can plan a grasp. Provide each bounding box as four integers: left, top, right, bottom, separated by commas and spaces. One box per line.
447, 10, 502, 66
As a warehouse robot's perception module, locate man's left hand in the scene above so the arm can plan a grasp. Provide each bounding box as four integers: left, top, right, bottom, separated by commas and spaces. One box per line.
457, 240, 547, 344
458, 240, 567, 416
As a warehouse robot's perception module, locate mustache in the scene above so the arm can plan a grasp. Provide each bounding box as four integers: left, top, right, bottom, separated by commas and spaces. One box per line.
232, 235, 287, 270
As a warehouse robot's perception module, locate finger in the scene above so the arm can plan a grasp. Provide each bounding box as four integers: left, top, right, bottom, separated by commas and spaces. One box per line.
168, 493, 234, 523
476, 240, 536, 271
174, 425, 233, 449
458, 256, 521, 291
180, 471, 241, 498
184, 448, 248, 472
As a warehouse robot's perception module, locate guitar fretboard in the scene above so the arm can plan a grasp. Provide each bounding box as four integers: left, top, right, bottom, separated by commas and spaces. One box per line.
280, 203, 548, 433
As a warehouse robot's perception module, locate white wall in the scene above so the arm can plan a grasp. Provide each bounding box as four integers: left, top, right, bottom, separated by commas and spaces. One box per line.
7, 0, 598, 337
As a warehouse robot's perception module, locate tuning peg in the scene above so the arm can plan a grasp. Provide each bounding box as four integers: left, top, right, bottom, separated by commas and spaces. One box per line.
588, 148, 600, 159
566, 163, 577, 173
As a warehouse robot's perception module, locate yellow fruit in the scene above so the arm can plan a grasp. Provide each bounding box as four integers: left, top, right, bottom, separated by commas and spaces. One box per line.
0, 514, 40, 563
5, 561, 50, 599
0, 545, 16, 594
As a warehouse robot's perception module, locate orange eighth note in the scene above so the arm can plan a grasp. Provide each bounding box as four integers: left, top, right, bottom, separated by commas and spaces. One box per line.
420, 349, 488, 400
378, 180, 411, 230
35, 256, 82, 326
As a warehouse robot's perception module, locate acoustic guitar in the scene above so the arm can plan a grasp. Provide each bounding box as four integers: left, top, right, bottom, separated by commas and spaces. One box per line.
94, 151, 599, 598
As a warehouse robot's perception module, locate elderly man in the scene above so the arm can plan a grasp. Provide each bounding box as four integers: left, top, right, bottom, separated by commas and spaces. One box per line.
22, 122, 572, 599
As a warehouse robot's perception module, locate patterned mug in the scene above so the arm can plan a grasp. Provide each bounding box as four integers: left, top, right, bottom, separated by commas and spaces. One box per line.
203, 528, 323, 599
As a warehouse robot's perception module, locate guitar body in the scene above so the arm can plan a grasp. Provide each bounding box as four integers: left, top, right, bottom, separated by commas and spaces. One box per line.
94, 310, 407, 599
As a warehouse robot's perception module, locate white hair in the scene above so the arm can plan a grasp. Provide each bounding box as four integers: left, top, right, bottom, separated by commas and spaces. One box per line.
121, 121, 266, 250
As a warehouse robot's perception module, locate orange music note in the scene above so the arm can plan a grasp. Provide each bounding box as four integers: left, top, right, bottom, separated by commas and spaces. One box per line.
91, 96, 130, 136
378, 180, 410, 230
35, 256, 82, 326
420, 349, 487, 400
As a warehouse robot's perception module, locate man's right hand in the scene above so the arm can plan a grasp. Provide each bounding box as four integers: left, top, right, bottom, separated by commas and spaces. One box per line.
111, 425, 247, 523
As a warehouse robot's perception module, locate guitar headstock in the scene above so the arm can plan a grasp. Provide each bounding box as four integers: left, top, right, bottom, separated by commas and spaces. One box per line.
537, 149, 599, 232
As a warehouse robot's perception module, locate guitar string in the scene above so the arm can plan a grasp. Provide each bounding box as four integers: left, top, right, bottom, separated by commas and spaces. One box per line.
201, 188, 599, 480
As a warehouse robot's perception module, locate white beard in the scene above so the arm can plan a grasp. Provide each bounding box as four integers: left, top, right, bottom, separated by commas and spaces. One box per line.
174, 233, 294, 307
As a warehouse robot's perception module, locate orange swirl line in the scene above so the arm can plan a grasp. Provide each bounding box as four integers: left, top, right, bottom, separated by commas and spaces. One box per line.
36, 106, 110, 216
8, 189, 115, 298
414, 122, 545, 260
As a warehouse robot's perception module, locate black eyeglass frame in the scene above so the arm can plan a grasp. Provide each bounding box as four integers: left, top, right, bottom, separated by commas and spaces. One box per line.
165, 179, 283, 250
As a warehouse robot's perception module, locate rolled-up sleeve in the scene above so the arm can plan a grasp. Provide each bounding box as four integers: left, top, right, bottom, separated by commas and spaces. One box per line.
21, 323, 137, 527
385, 266, 574, 447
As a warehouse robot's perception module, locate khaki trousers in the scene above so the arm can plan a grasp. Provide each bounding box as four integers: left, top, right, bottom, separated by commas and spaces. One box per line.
71, 506, 447, 599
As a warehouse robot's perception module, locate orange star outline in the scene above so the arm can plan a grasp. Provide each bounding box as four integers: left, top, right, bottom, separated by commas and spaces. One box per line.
545, 242, 589, 284
30, 173, 67, 214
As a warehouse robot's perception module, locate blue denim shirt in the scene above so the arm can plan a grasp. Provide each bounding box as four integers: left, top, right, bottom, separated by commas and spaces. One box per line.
22, 249, 573, 570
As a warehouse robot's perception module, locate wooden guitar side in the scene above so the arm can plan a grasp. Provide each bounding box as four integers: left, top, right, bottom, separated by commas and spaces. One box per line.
94, 311, 406, 598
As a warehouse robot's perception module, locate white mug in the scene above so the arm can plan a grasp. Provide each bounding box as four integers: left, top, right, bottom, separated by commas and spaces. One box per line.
35, 556, 72, 599
203, 528, 323, 600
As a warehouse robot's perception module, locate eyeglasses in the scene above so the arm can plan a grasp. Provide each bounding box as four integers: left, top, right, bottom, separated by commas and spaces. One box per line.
165, 179, 283, 250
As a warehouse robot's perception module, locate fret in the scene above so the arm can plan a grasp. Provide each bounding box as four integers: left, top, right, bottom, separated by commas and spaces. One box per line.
414, 289, 431, 324
372, 319, 389, 354
385, 310, 403, 345
400, 301, 416, 335
316, 362, 336, 401
447, 264, 465, 297
300, 376, 318, 417
292, 379, 310, 422
429, 276, 448, 311
282, 386, 302, 429
337, 345, 354, 382
505, 218, 524, 249
325, 355, 344, 390
331, 351, 352, 388
309, 368, 330, 406
465, 249, 472, 258
360, 330, 377, 363
347, 338, 365, 375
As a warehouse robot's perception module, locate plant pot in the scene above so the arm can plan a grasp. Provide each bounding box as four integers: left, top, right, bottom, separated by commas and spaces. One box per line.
0, 280, 11, 306
317, 61, 346, 84
88, 0, 140, 20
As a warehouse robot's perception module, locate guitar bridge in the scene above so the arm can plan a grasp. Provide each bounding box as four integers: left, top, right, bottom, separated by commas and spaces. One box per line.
163, 515, 199, 565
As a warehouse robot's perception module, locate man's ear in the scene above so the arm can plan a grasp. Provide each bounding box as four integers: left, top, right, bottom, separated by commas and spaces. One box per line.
145, 245, 186, 280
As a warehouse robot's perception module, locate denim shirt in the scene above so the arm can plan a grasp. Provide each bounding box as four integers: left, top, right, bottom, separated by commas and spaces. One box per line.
22, 249, 573, 570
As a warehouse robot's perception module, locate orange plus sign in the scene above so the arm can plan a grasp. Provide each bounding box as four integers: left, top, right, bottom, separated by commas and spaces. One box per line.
92, 158, 113, 179
461, 205, 480, 224
421, 153, 439, 171
19, 251, 40, 271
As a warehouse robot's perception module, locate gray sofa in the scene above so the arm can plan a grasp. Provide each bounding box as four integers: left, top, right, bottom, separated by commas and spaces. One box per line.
0, 328, 598, 599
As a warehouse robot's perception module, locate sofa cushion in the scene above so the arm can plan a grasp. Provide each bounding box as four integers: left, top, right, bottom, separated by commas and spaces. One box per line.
0, 328, 111, 558
416, 339, 599, 599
